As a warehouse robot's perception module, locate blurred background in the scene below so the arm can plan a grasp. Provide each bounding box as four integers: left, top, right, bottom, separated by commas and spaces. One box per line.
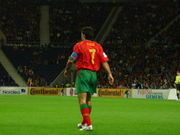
0, 0, 179, 89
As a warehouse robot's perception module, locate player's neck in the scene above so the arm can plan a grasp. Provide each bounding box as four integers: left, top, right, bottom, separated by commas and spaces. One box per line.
82, 39, 92, 42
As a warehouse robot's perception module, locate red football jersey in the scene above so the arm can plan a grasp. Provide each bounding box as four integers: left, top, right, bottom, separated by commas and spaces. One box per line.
72, 40, 109, 71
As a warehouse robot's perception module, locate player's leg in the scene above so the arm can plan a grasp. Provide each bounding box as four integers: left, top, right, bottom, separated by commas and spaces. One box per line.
80, 93, 93, 131
80, 72, 96, 131
78, 92, 92, 128
87, 71, 97, 115
76, 70, 93, 130
78, 92, 87, 105
177, 91, 179, 100
77, 92, 93, 131
86, 93, 92, 114
78, 92, 87, 126
176, 84, 180, 100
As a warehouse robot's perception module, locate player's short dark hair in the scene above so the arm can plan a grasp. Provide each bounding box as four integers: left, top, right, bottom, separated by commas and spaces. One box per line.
81, 26, 94, 40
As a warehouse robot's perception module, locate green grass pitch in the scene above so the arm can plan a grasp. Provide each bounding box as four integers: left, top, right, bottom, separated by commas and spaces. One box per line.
0, 95, 180, 135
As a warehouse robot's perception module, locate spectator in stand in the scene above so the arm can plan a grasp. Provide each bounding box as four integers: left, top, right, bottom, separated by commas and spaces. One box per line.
175, 71, 180, 100
28, 77, 33, 86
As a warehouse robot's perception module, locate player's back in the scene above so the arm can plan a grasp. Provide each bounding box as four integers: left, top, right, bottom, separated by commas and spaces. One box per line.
74, 40, 108, 71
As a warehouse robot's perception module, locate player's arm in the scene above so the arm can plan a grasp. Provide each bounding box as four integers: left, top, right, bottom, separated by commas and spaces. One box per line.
102, 62, 114, 85
64, 60, 73, 76
64, 52, 78, 77
99, 45, 114, 85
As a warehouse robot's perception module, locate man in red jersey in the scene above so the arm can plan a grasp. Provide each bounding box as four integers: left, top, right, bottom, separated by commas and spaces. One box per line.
64, 26, 114, 131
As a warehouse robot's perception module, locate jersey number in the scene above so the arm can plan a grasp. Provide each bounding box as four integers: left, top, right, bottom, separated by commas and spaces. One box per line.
89, 49, 96, 64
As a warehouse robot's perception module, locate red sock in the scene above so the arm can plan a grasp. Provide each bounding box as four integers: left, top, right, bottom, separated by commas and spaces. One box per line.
88, 105, 92, 114
80, 104, 92, 126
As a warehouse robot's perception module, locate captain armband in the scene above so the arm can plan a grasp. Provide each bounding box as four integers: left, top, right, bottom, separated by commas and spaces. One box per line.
68, 52, 78, 63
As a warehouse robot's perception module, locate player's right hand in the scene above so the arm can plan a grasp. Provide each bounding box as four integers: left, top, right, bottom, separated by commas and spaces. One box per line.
108, 74, 114, 85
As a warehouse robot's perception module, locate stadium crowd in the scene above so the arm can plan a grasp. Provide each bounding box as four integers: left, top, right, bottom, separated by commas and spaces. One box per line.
0, 0, 179, 88
98, 44, 179, 89
2, 46, 71, 86
0, 0, 40, 44
49, 2, 112, 46
105, 0, 179, 46
100, 0, 179, 88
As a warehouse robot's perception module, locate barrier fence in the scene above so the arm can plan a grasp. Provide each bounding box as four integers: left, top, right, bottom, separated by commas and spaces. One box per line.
28, 87, 63, 96
97, 88, 132, 98
132, 89, 177, 100
0, 87, 178, 100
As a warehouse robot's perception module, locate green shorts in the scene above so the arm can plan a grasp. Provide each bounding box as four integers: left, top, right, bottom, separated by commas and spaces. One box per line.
75, 69, 97, 95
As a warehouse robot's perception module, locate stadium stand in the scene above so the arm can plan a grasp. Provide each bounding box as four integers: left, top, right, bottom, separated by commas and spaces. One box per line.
100, 0, 179, 88
0, 0, 179, 88
152, 17, 179, 46
105, 0, 179, 46
98, 44, 179, 89
0, 64, 17, 86
49, 2, 113, 46
2, 46, 71, 86
0, 0, 40, 45
0, 1, 113, 86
